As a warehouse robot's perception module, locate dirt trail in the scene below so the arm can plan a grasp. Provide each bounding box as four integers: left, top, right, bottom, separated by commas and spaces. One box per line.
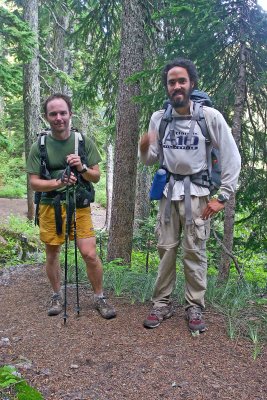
0, 265, 266, 400
0, 198, 266, 399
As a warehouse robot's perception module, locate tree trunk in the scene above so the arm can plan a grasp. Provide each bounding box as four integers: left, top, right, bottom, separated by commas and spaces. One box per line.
107, 0, 145, 264
79, 108, 91, 135
23, 0, 40, 221
52, 12, 72, 95
219, 194, 236, 280
105, 139, 114, 231
218, 40, 247, 280
134, 164, 151, 231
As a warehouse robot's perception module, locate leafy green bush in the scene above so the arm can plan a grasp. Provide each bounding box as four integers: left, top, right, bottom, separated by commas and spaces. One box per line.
0, 365, 44, 400
94, 174, 106, 207
0, 184, 26, 199
4, 216, 39, 236
0, 151, 26, 198
0, 216, 44, 266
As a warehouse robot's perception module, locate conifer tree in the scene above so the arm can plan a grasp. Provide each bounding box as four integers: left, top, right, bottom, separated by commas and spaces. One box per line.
23, 0, 41, 220
107, 0, 146, 263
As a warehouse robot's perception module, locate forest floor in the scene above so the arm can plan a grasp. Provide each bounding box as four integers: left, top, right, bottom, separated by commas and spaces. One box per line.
0, 198, 267, 400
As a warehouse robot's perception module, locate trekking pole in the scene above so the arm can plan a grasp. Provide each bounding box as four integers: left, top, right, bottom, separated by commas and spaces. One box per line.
73, 182, 80, 316
63, 166, 71, 325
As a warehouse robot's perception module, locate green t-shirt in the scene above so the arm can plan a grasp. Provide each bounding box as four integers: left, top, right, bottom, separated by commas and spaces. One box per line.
26, 131, 101, 178
26, 131, 101, 203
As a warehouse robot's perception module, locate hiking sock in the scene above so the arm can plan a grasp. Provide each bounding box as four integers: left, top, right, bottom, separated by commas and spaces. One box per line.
94, 292, 104, 300
53, 290, 63, 299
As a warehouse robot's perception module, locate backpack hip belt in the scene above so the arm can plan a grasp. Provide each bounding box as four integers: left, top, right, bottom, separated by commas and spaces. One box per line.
164, 170, 210, 225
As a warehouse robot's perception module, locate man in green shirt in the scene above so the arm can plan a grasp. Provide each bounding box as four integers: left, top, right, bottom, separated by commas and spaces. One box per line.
26, 93, 116, 319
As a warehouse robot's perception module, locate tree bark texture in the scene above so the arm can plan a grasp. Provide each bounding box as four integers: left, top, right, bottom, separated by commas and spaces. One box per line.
219, 194, 236, 280
134, 164, 151, 232
105, 140, 114, 231
219, 40, 247, 280
52, 11, 73, 95
23, 0, 40, 220
107, 0, 145, 263
80, 108, 90, 135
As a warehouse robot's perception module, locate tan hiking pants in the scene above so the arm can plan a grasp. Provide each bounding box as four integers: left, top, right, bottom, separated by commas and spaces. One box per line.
152, 195, 210, 309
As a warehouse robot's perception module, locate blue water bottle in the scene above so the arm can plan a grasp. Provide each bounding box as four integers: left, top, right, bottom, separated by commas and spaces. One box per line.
150, 168, 167, 200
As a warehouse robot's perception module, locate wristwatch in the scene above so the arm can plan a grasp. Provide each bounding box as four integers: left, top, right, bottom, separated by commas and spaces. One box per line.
217, 193, 228, 203
79, 164, 88, 174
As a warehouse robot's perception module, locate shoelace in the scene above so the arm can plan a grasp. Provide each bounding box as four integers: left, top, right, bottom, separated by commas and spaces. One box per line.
151, 308, 167, 317
97, 296, 107, 302
51, 295, 61, 305
189, 308, 202, 320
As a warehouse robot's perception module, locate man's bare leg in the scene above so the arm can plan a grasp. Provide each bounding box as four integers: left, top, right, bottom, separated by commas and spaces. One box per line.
77, 237, 116, 319
45, 244, 62, 293
77, 237, 103, 294
45, 244, 63, 316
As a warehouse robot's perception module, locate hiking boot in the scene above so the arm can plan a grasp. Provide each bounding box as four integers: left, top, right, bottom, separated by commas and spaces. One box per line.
94, 297, 116, 319
143, 304, 174, 329
186, 306, 206, 332
47, 293, 62, 316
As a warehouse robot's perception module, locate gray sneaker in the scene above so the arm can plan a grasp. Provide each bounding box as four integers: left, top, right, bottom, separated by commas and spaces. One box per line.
186, 306, 206, 332
94, 297, 116, 319
47, 293, 62, 316
143, 304, 174, 329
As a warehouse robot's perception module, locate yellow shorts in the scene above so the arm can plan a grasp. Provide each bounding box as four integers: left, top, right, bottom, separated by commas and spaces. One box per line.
39, 204, 95, 245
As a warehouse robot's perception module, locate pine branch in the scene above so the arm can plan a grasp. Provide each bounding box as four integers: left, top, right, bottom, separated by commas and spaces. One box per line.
47, 8, 67, 32
38, 53, 60, 72
39, 74, 54, 91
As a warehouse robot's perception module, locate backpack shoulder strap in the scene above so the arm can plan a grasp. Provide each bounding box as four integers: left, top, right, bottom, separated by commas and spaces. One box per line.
196, 103, 213, 176
73, 129, 87, 164
74, 130, 83, 154
159, 103, 172, 144
186, 102, 201, 145
197, 104, 211, 144
38, 130, 52, 179
38, 133, 46, 160
158, 104, 172, 166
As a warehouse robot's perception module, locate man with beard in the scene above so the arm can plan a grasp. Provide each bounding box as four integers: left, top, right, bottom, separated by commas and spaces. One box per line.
139, 58, 241, 331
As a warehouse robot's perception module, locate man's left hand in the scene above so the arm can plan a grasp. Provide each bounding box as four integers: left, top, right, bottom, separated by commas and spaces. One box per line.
201, 198, 225, 220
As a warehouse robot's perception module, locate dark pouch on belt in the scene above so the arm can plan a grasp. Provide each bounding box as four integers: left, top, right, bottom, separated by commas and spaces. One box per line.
76, 184, 95, 208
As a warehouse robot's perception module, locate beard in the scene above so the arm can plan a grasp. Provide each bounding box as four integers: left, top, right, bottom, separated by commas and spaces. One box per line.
168, 88, 192, 109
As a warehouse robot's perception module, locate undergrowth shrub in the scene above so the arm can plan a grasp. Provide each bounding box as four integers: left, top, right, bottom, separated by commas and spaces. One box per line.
0, 216, 44, 266
0, 365, 44, 399
0, 152, 26, 198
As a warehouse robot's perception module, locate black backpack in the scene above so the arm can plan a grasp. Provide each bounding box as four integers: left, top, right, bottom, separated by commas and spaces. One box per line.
34, 128, 95, 230
159, 89, 221, 195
